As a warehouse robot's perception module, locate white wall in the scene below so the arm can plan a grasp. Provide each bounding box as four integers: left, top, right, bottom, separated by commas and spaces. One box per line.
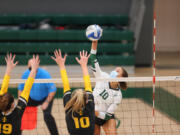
155, 0, 180, 51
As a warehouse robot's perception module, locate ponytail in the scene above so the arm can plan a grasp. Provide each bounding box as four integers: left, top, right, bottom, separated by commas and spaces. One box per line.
64, 89, 88, 117
119, 68, 128, 90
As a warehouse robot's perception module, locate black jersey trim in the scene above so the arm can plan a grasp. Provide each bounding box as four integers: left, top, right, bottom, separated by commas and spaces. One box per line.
19, 97, 27, 105
86, 91, 92, 95
63, 91, 71, 97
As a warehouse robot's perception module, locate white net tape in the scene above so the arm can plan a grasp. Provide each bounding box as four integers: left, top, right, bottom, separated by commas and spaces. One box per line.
1, 76, 180, 84
1, 76, 179, 135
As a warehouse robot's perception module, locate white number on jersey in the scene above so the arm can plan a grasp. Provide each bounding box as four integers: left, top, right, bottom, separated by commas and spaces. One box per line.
99, 89, 109, 100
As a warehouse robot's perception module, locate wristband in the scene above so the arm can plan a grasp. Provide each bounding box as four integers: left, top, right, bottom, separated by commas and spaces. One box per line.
90, 49, 97, 54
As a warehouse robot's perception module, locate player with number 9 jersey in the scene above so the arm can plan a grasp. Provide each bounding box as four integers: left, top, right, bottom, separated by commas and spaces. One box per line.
0, 54, 39, 135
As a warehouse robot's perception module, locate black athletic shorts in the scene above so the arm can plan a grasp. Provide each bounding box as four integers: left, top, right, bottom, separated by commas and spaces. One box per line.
95, 115, 115, 126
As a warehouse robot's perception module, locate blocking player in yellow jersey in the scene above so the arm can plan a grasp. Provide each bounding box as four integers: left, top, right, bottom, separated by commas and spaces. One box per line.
90, 41, 128, 135
52, 49, 95, 135
0, 54, 39, 135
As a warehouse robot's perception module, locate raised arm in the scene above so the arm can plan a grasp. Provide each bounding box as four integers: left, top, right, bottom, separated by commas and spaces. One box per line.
51, 49, 70, 93
76, 50, 92, 92
90, 41, 103, 78
0, 53, 18, 95
20, 55, 39, 102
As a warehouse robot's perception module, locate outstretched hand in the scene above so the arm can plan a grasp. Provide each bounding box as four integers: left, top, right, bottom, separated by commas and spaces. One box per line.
51, 49, 67, 69
31, 55, 40, 71
75, 50, 90, 67
5, 53, 18, 75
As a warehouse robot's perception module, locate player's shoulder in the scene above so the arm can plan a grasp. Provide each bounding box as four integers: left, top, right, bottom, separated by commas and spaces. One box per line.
21, 69, 30, 78
38, 68, 51, 77
38, 68, 49, 73
18, 97, 27, 106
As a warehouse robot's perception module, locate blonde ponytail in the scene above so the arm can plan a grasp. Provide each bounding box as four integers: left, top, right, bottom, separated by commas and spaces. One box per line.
65, 89, 87, 117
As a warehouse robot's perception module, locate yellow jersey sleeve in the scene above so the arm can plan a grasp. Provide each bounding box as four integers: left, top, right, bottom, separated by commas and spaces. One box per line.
83, 75, 92, 92
60, 69, 70, 93
20, 77, 34, 102
0, 75, 10, 95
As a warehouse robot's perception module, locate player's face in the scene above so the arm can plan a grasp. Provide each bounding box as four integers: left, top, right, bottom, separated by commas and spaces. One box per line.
115, 67, 123, 77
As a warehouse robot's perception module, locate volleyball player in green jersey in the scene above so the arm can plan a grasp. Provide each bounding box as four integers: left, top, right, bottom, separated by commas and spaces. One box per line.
52, 49, 95, 135
0, 54, 39, 135
90, 41, 128, 135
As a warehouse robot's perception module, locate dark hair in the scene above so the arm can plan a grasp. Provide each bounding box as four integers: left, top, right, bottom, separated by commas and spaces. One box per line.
119, 68, 128, 90
0, 93, 14, 112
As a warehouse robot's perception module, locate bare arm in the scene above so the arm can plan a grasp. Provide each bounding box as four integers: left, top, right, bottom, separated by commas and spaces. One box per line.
89, 41, 103, 78
41, 91, 56, 110
45, 92, 56, 103
91, 41, 98, 51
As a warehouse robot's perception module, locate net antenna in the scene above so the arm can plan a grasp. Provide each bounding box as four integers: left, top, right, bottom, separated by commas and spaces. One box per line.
152, 12, 156, 133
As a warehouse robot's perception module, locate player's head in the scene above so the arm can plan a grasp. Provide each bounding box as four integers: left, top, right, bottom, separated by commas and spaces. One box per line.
65, 89, 88, 115
28, 58, 39, 71
0, 93, 15, 112
110, 67, 128, 90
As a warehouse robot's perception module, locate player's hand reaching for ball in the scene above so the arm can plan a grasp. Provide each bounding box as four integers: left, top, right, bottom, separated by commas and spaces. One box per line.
51, 49, 67, 70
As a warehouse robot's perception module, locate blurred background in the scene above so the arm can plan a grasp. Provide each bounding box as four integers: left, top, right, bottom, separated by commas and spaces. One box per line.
0, 0, 179, 75
0, 1, 180, 135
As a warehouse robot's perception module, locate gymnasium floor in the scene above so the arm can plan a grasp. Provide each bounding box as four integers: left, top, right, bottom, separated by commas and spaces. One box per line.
0, 52, 180, 135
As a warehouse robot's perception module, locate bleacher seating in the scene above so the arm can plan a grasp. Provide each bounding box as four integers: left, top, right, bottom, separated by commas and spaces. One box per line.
0, 14, 134, 65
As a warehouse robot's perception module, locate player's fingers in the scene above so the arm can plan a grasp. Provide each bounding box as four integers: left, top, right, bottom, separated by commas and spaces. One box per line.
12, 54, 16, 62
36, 55, 39, 62
7, 53, 9, 60
82, 50, 85, 57
51, 56, 56, 61
33, 54, 35, 60
38, 60, 40, 65
9, 53, 12, 60
14, 61, 18, 66
87, 53, 91, 58
5, 57, 7, 63
55, 49, 59, 57
79, 51, 82, 58
58, 49, 62, 57
85, 51, 88, 57
64, 54, 67, 60
75, 57, 80, 63
54, 49, 58, 58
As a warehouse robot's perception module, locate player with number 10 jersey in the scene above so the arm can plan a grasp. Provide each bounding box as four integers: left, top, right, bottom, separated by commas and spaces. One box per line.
52, 49, 95, 135
90, 41, 128, 135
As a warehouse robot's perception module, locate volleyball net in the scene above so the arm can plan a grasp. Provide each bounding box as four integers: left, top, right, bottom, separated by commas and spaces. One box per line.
3, 76, 180, 135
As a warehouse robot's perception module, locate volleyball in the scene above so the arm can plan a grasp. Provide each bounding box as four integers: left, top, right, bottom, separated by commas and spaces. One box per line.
86, 24, 103, 41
